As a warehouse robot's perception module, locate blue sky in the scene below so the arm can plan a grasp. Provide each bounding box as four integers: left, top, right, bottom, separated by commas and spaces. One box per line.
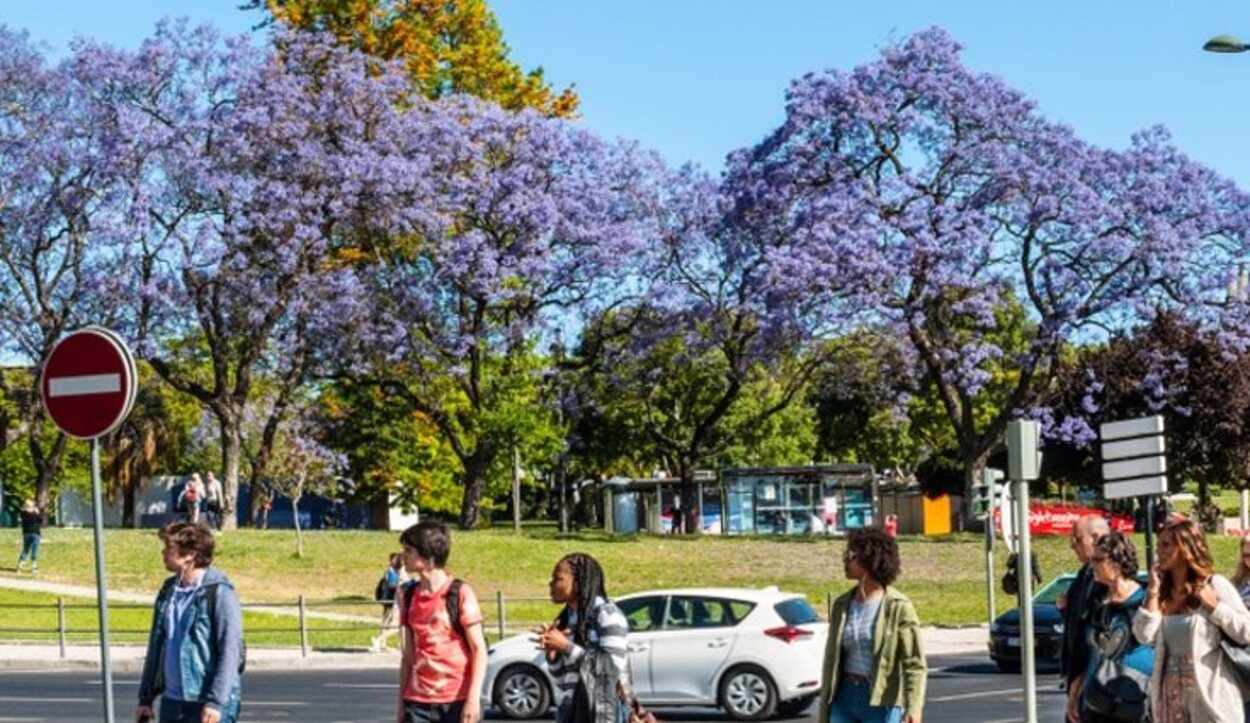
5, 2, 1250, 187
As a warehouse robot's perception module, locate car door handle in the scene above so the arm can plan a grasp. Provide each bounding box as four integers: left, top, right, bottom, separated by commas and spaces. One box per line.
627, 644, 649, 653
707, 640, 729, 648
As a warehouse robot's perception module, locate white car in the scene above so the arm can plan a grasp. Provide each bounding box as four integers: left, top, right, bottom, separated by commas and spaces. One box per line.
484, 587, 828, 721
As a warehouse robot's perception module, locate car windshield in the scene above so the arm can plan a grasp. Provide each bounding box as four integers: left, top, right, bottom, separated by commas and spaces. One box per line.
1033, 576, 1074, 605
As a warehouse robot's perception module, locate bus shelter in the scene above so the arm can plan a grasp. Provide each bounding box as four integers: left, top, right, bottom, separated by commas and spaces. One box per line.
721, 464, 877, 535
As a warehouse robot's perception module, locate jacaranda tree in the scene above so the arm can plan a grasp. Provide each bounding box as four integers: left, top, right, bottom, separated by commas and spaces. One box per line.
0, 26, 133, 510
335, 96, 660, 529
730, 27, 1250, 505
82, 23, 435, 528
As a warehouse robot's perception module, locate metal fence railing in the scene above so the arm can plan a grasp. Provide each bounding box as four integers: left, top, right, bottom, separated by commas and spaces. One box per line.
0, 592, 554, 658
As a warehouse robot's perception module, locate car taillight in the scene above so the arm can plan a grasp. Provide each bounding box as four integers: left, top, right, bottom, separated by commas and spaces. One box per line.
764, 625, 813, 643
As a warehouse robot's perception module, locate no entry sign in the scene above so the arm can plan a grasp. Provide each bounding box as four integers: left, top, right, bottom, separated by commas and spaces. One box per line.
40, 327, 137, 439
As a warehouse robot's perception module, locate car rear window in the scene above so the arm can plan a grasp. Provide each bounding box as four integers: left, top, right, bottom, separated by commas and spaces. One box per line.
774, 597, 819, 625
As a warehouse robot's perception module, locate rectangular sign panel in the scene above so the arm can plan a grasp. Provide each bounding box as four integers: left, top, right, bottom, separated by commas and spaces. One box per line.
1101, 436, 1166, 461
1099, 415, 1164, 442
1104, 475, 1168, 500
1103, 455, 1166, 481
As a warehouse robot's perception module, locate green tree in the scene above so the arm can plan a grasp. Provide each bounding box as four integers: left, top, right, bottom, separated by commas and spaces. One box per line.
249, 0, 578, 117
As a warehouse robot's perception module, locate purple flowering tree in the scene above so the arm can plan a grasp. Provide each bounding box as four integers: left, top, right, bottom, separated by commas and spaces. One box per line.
338, 96, 659, 529
82, 23, 433, 529
577, 164, 842, 533
0, 27, 133, 509
730, 27, 1250, 503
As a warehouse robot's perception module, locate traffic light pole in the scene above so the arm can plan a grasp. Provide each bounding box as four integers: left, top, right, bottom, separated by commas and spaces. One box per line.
983, 468, 998, 633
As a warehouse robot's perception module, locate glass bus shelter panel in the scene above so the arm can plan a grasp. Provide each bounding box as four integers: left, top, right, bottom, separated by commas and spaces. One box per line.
724, 477, 757, 534
841, 486, 876, 529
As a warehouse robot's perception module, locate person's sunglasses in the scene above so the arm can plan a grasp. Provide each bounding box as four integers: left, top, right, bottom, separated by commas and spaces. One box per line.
842, 550, 857, 562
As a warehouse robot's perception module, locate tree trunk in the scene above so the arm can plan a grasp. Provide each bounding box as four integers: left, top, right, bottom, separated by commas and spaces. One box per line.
293, 493, 304, 558
31, 433, 68, 515
123, 479, 136, 528
219, 417, 242, 531
458, 448, 495, 530
678, 461, 700, 536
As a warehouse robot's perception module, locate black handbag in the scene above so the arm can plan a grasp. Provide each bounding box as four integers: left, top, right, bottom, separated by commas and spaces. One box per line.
1083, 656, 1151, 722
1220, 635, 1250, 690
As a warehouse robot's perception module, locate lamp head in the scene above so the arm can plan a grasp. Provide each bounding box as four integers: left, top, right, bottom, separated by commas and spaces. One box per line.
1205, 34, 1249, 53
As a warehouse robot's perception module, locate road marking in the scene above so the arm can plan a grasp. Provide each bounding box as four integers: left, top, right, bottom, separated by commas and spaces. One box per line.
323, 683, 394, 688
247, 701, 309, 706
48, 374, 121, 397
927, 687, 1021, 702
0, 696, 92, 703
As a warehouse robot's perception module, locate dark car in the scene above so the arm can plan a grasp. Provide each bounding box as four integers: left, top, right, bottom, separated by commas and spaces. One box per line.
988, 573, 1074, 673
989, 570, 1150, 673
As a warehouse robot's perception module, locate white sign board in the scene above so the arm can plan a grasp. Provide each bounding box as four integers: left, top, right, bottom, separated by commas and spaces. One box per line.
1104, 475, 1169, 500
1099, 415, 1164, 441
1101, 436, 1166, 461
1103, 456, 1167, 481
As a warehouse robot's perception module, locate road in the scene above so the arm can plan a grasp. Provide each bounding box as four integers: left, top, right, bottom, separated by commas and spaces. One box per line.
0, 654, 1064, 722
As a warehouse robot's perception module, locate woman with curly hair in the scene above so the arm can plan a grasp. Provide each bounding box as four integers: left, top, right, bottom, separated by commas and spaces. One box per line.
1133, 518, 1250, 722
1075, 531, 1153, 722
820, 526, 926, 723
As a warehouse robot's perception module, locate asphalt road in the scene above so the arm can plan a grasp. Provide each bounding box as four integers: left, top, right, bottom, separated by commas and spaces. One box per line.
0, 655, 1065, 722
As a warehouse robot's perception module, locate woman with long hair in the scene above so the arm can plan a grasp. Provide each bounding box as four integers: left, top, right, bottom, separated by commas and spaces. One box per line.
1075, 531, 1153, 722
535, 553, 630, 723
1230, 534, 1250, 606
1133, 518, 1250, 722
820, 526, 926, 723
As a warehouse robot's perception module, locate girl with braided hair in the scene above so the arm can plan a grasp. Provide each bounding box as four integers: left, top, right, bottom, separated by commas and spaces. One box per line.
535, 553, 631, 723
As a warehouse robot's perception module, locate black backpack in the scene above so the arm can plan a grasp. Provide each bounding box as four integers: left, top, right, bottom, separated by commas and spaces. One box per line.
375, 573, 398, 603
400, 578, 465, 637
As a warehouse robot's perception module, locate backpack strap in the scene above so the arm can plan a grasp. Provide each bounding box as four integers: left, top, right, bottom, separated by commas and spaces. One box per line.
446, 578, 464, 638
205, 582, 246, 674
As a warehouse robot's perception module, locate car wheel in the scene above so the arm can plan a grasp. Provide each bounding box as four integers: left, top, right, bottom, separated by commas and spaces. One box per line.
494, 664, 551, 719
719, 665, 778, 721
776, 694, 816, 717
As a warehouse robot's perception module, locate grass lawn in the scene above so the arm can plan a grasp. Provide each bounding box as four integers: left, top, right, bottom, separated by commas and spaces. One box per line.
2, 526, 1245, 646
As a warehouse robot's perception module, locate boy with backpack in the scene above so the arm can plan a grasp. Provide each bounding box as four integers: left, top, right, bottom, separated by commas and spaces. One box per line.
396, 520, 487, 723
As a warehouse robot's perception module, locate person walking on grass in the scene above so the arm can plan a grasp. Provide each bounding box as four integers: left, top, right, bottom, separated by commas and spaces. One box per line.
373, 552, 408, 652
397, 520, 487, 723
16, 499, 44, 573
821, 526, 926, 723
535, 552, 631, 723
136, 521, 244, 723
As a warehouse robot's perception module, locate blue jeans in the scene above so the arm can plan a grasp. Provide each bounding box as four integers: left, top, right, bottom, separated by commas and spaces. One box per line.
18, 534, 39, 565
828, 678, 902, 723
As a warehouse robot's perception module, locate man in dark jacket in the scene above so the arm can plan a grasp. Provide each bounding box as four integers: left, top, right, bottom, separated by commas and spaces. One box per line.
137, 521, 244, 723
1059, 514, 1109, 722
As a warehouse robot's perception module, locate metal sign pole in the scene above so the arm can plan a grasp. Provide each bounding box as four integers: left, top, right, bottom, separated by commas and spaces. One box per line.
1014, 477, 1037, 723
1006, 420, 1040, 723
90, 438, 116, 723
983, 468, 997, 632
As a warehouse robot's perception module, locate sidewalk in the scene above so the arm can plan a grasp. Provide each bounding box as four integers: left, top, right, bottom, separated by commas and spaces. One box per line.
0, 626, 991, 672
0, 642, 401, 672
0, 573, 991, 670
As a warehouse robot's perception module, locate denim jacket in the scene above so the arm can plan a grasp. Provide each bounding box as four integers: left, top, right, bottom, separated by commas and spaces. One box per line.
138, 566, 243, 714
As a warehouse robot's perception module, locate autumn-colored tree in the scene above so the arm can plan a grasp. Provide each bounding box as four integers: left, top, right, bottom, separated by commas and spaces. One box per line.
248, 0, 578, 117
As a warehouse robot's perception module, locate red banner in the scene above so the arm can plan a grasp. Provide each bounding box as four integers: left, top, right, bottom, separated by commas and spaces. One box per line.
995, 504, 1135, 536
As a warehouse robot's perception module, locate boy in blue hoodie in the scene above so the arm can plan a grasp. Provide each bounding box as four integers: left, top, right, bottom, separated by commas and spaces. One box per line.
137, 521, 244, 723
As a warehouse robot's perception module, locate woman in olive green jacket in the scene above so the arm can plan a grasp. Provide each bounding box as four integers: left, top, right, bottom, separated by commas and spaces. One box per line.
820, 527, 926, 723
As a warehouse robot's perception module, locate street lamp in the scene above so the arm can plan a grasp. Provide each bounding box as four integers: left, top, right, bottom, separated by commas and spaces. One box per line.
1204, 34, 1250, 53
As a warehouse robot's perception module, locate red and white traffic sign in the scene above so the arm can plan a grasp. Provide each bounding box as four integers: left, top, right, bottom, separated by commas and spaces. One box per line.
39, 327, 137, 439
